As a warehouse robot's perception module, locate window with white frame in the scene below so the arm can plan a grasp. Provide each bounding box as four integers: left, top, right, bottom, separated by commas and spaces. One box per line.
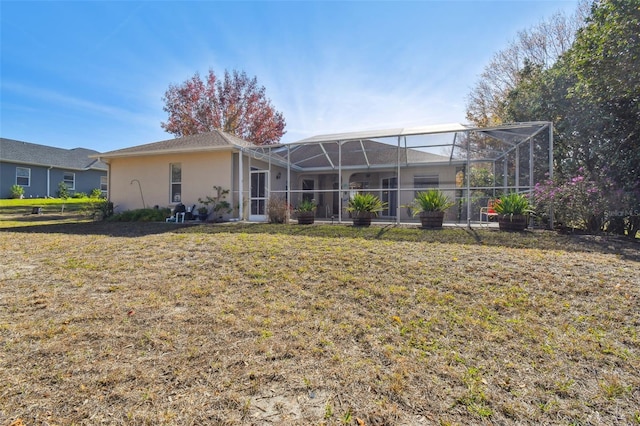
170, 163, 182, 203
63, 172, 75, 190
16, 167, 30, 186
414, 175, 439, 196
100, 175, 108, 193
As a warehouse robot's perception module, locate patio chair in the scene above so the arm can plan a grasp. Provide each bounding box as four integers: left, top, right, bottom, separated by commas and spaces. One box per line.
185, 204, 196, 221
166, 203, 186, 223
480, 199, 499, 222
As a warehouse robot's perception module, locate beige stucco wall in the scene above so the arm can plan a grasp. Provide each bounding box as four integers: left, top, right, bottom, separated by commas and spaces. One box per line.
108, 151, 234, 212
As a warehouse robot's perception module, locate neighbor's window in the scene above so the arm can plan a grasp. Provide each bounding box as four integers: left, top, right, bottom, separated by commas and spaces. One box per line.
100, 175, 108, 194
170, 163, 182, 203
16, 167, 30, 186
63, 172, 75, 190
414, 175, 439, 196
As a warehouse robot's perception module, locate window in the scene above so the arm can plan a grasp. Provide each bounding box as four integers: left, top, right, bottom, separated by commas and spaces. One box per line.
16, 167, 30, 186
382, 177, 398, 216
414, 175, 439, 196
63, 172, 75, 190
302, 179, 314, 202
100, 176, 108, 194
170, 163, 182, 203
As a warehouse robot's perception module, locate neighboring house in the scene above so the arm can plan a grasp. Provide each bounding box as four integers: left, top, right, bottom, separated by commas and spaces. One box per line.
97, 122, 553, 224
0, 138, 108, 199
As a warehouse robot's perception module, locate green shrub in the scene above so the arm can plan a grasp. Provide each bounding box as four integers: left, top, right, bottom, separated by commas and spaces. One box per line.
410, 189, 454, 214
90, 188, 104, 199
108, 207, 171, 222
57, 182, 70, 199
346, 193, 387, 217
73, 192, 87, 199
9, 184, 24, 199
295, 199, 317, 213
94, 200, 114, 219
494, 192, 534, 216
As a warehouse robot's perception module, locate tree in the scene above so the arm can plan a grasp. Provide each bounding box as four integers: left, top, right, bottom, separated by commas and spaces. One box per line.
161, 69, 286, 145
503, 0, 640, 235
504, 0, 639, 185
466, 4, 588, 127
565, 0, 640, 189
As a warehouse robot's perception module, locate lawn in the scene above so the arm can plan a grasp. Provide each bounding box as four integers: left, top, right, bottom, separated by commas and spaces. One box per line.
0, 197, 101, 216
0, 215, 638, 425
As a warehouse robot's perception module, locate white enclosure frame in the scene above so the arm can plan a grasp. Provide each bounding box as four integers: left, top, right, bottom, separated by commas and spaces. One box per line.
239, 122, 553, 227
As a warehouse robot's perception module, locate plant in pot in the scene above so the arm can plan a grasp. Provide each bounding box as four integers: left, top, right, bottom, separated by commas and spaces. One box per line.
346, 192, 387, 227
196, 206, 209, 221
493, 192, 534, 231
295, 199, 316, 225
410, 189, 454, 229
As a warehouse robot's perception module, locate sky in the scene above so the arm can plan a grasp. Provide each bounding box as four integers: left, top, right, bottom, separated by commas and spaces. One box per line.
1, 0, 579, 153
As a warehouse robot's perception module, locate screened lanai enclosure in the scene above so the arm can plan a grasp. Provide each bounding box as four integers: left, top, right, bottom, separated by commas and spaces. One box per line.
237, 122, 553, 226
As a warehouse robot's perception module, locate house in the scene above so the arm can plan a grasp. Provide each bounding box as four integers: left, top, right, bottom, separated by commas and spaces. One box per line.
97, 122, 553, 224
0, 138, 108, 199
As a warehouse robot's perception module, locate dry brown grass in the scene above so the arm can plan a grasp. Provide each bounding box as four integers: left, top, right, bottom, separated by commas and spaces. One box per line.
1, 216, 639, 425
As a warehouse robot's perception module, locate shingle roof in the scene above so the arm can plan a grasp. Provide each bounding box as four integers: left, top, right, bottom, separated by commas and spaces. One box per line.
98, 130, 255, 158
0, 138, 107, 170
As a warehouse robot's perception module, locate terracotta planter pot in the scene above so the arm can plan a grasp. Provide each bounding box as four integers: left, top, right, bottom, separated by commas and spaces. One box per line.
297, 211, 315, 225
352, 212, 374, 227
419, 211, 445, 229
498, 214, 529, 231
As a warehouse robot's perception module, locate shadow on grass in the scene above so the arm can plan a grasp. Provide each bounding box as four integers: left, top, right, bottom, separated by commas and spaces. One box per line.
1, 215, 638, 261
0, 214, 190, 237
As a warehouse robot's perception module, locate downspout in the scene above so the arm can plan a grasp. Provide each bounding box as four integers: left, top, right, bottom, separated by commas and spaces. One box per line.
47, 166, 53, 197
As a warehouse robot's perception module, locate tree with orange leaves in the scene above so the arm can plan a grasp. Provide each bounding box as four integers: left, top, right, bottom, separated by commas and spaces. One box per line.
161, 69, 286, 145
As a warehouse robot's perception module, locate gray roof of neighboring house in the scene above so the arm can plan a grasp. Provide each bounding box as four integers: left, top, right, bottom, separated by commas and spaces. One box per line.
0, 138, 107, 171
98, 130, 255, 158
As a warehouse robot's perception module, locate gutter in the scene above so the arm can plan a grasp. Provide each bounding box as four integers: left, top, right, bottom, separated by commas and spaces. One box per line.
47, 166, 53, 197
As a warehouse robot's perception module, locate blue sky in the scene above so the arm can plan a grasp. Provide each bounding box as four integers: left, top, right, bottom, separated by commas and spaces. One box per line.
1, 0, 579, 152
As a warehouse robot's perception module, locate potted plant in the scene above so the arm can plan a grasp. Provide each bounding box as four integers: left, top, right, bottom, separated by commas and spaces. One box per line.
197, 206, 209, 221
494, 192, 534, 231
295, 199, 316, 225
410, 189, 454, 229
346, 193, 387, 227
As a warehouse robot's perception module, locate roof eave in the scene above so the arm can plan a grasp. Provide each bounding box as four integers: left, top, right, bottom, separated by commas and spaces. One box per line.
94, 145, 239, 159
0, 158, 106, 171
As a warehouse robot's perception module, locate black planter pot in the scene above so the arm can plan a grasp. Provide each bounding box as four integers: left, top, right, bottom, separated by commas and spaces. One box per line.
419, 211, 445, 229
498, 214, 528, 231
297, 212, 315, 225
198, 213, 209, 221
352, 212, 373, 227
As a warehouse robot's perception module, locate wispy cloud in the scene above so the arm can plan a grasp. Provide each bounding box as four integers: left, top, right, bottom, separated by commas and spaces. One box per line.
1, 81, 157, 124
